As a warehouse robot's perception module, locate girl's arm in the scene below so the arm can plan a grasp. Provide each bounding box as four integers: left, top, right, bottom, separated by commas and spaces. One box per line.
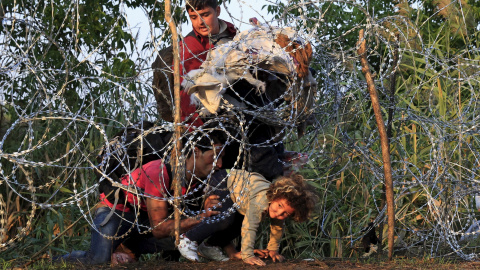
240, 195, 269, 262
267, 218, 284, 252
264, 219, 286, 262
241, 209, 286, 265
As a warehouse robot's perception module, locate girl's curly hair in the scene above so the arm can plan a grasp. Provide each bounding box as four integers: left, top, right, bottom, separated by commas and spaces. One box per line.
266, 174, 318, 222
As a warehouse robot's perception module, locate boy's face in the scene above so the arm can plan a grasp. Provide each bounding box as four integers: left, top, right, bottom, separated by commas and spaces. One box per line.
187, 5, 221, 37
268, 198, 295, 220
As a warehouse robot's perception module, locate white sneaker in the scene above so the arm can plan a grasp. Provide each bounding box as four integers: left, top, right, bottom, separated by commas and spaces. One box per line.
197, 242, 229, 261
178, 234, 199, 261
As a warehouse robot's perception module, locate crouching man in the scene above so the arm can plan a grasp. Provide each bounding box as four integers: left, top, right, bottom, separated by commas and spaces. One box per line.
57, 129, 226, 265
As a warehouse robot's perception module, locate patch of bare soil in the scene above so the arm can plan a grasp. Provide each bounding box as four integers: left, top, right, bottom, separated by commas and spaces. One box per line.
82, 259, 480, 270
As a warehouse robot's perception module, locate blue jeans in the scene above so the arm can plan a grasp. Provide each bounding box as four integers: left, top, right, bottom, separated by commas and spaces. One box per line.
59, 206, 175, 264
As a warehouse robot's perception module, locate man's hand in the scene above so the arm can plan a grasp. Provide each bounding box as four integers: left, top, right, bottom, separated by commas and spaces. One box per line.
204, 195, 220, 210
147, 198, 207, 238
197, 194, 220, 219
197, 208, 219, 220
243, 256, 266, 266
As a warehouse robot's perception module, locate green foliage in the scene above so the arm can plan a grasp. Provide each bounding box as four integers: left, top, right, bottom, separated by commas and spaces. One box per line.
264, 0, 480, 259
266, 0, 398, 47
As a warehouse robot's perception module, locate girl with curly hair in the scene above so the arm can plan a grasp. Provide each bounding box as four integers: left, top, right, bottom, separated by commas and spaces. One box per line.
178, 169, 317, 266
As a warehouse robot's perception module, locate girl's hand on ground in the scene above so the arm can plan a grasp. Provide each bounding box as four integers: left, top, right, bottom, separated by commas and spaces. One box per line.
244, 256, 266, 266
267, 250, 285, 262
254, 249, 269, 259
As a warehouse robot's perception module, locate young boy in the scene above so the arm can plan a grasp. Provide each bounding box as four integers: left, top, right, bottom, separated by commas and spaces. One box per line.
179, 0, 237, 126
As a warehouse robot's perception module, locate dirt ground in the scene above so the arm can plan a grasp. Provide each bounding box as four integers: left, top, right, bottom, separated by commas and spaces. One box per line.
78, 258, 480, 270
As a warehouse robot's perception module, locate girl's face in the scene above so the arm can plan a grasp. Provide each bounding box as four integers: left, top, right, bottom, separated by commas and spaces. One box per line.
268, 198, 295, 220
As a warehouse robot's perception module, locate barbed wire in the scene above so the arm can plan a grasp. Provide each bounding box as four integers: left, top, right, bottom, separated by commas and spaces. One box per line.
1, 0, 480, 260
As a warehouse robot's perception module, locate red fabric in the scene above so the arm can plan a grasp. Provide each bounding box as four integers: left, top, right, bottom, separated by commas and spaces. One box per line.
122, 159, 169, 211
178, 20, 237, 127
100, 159, 189, 212
179, 20, 236, 78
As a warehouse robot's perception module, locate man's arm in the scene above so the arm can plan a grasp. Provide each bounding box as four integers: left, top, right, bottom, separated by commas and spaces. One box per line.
147, 197, 219, 239
146, 198, 200, 239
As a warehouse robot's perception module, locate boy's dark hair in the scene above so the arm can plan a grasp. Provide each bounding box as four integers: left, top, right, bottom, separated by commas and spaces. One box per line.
266, 174, 318, 222
186, 0, 218, 11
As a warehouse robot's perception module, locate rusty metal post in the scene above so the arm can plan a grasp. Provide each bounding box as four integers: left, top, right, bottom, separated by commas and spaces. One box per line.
357, 29, 395, 261
165, 0, 182, 245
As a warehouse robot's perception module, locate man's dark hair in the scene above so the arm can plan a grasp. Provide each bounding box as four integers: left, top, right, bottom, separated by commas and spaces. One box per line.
186, 0, 218, 12
183, 128, 227, 158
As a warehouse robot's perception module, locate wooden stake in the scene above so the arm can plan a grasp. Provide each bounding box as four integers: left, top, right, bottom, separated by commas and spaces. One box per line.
379, 33, 399, 257
357, 29, 395, 261
165, 0, 182, 245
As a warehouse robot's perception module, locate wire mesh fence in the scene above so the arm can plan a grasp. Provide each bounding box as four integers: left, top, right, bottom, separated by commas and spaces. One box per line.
1, 0, 480, 260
